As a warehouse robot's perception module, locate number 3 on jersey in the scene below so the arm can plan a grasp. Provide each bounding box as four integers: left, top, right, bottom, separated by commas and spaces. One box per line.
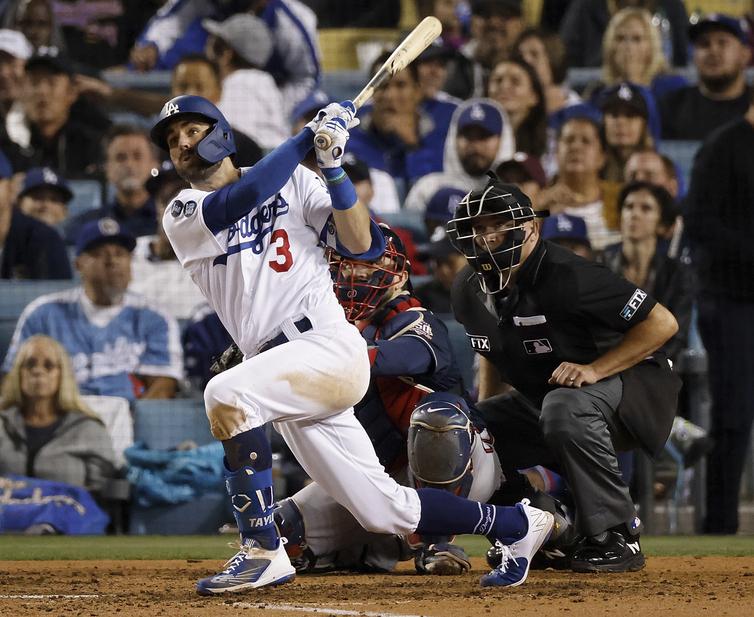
269, 229, 293, 272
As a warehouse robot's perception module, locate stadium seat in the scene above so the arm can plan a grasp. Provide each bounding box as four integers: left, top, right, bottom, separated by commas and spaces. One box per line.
67, 179, 104, 220
379, 210, 427, 243
0, 280, 77, 361
129, 398, 226, 535
657, 140, 701, 190
132, 399, 214, 450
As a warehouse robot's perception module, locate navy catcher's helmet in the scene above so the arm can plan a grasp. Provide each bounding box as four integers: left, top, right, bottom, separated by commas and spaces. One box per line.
407, 392, 475, 496
327, 224, 410, 322
446, 172, 546, 294
149, 95, 236, 164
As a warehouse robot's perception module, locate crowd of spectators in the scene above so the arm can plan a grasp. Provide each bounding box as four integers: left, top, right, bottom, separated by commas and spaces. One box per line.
0, 0, 753, 536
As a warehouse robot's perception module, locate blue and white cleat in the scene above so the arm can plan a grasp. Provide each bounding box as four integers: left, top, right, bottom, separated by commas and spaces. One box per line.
196, 537, 296, 596
480, 500, 554, 588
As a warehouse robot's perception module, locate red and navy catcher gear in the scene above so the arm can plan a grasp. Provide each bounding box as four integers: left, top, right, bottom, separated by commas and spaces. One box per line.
328, 224, 409, 322
407, 392, 475, 497
150, 95, 236, 164
446, 173, 547, 295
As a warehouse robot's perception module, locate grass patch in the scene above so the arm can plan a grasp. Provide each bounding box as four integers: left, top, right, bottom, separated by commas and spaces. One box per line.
1, 534, 754, 561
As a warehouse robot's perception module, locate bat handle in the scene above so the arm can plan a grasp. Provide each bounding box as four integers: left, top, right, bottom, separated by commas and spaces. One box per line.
314, 131, 332, 150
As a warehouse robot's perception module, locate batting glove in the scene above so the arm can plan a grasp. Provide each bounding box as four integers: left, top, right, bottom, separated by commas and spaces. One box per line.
314, 117, 351, 169
305, 100, 360, 133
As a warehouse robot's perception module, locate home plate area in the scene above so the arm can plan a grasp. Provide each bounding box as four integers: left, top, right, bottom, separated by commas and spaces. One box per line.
0, 557, 752, 616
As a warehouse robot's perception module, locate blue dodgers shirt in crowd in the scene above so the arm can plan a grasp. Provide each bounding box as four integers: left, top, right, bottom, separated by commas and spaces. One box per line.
2, 288, 182, 401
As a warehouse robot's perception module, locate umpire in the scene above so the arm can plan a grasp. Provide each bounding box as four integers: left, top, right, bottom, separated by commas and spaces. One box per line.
448, 175, 681, 572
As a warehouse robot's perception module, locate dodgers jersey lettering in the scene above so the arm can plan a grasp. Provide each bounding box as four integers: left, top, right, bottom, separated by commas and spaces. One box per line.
163, 165, 346, 355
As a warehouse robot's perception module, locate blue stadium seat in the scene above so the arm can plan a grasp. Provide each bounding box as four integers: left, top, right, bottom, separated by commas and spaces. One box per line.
67, 179, 104, 220
0, 280, 77, 362
379, 210, 427, 243
132, 399, 214, 449
657, 140, 701, 190
321, 70, 366, 103
439, 316, 476, 392
129, 399, 227, 534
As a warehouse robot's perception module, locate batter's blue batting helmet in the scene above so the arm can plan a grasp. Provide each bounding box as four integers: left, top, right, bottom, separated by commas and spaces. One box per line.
149, 95, 236, 164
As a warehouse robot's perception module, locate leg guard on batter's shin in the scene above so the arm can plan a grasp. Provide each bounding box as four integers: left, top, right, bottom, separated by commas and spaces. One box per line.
226, 466, 279, 549
407, 392, 475, 497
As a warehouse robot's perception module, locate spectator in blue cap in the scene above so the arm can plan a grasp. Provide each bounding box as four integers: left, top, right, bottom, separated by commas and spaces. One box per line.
0, 172, 71, 280
16, 166, 72, 228
659, 13, 751, 140
541, 213, 593, 260
414, 226, 466, 315
596, 81, 660, 183
424, 185, 466, 237
2, 217, 183, 401
405, 98, 514, 216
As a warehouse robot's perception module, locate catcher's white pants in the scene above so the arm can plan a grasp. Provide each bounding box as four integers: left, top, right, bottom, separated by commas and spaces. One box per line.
203, 320, 422, 536
291, 428, 503, 557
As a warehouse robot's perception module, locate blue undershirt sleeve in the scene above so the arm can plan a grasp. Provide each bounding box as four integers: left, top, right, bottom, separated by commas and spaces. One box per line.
202, 129, 313, 234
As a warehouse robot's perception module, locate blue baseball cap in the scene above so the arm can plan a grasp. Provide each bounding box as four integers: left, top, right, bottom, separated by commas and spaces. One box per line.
689, 13, 748, 44
18, 167, 73, 202
457, 102, 504, 136
549, 102, 603, 133
425, 186, 467, 223
75, 218, 136, 256
541, 214, 590, 247
291, 89, 331, 124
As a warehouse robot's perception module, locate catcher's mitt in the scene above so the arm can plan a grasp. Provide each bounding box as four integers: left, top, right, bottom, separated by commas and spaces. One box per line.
415, 542, 471, 575
209, 343, 244, 375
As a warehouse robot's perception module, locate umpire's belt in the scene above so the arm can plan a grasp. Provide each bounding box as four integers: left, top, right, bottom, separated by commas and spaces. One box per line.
259, 317, 313, 353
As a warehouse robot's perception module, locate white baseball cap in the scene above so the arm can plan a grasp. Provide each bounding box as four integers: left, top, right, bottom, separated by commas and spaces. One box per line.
203, 14, 273, 68
0, 29, 33, 60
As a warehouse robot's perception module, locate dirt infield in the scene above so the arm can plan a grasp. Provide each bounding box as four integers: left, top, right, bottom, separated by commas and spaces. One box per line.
1, 557, 753, 617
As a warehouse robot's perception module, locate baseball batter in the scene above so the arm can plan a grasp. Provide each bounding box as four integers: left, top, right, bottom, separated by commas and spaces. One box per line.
150, 94, 554, 595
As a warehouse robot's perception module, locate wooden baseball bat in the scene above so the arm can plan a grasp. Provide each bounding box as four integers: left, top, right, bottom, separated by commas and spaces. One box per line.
313, 16, 443, 150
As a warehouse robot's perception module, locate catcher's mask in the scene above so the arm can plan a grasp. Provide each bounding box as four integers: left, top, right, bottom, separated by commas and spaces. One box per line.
446, 173, 546, 294
327, 224, 409, 322
407, 392, 475, 497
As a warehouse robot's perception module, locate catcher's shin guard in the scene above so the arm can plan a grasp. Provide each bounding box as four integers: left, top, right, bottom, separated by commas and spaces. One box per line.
273, 499, 321, 572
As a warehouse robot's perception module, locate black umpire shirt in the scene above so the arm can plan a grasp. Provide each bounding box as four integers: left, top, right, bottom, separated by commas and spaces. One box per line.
451, 240, 657, 408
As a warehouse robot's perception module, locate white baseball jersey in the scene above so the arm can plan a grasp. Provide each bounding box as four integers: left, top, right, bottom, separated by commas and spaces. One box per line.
163, 165, 346, 356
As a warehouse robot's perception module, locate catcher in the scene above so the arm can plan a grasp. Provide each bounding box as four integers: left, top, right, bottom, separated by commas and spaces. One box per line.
275, 225, 573, 574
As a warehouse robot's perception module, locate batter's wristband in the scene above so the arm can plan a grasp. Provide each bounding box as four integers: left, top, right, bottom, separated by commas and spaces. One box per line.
323, 166, 358, 211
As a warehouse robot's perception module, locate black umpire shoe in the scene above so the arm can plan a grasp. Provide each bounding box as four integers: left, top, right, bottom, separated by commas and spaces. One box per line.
570, 530, 645, 573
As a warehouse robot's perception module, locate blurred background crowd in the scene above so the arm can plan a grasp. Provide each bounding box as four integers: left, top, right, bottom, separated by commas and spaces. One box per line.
0, 0, 753, 538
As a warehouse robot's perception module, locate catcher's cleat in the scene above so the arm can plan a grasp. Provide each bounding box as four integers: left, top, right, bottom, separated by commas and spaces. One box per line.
196, 537, 296, 595
570, 531, 645, 573
415, 542, 471, 575
479, 500, 554, 588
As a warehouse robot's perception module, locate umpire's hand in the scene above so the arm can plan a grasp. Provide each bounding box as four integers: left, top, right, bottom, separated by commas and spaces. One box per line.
548, 362, 601, 388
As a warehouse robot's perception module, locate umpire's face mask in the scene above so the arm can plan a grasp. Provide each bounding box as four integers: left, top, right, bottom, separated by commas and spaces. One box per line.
469, 214, 531, 294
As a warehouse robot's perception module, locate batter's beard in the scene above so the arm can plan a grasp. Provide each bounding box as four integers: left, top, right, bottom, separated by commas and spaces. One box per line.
176, 155, 220, 184
701, 71, 739, 94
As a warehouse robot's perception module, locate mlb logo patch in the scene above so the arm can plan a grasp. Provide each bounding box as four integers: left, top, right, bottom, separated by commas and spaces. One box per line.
620, 289, 647, 321
468, 335, 490, 351
523, 339, 552, 354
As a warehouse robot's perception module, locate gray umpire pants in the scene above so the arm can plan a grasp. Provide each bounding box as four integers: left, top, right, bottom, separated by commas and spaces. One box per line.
479, 376, 638, 537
